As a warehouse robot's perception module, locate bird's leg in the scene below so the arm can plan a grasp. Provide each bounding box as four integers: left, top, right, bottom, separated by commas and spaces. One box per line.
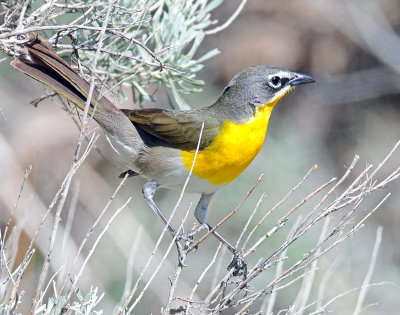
178, 193, 214, 240
142, 181, 176, 236
190, 193, 248, 278
193, 193, 237, 252
143, 181, 187, 264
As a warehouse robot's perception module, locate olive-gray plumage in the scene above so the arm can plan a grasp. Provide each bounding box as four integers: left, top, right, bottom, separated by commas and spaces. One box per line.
123, 65, 314, 151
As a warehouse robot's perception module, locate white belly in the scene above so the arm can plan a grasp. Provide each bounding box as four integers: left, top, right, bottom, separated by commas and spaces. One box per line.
105, 133, 221, 194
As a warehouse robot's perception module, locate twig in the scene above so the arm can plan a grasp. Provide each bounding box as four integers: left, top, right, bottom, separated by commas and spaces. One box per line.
188, 174, 264, 252
263, 218, 298, 315
58, 180, 80, 283
130, 205, 193, 314
205, 0, 248, 35
2, 166, 32, 244
8, 175, 67, 306
309, 282, 393, 315
291, 217, 330, 314
59, 172, 129, 298
236, 192, 265, 249
161, 123, 206, 315
68, 197, 131, 300
31, 2, 114, 311
316, 256, 342, 312
244, 176, 334, 258
185, 244, 223, 314
118, 225, 144, 307
243, 165, 318, 250
353, 226, 383, 315
206, 138, 400, 313
121, 123, 205, 313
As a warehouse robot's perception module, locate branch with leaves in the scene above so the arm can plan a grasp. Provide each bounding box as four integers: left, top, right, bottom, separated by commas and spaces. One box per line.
1, 0, 224, 109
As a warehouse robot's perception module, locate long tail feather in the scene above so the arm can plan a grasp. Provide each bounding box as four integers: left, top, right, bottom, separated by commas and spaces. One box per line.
11, 33, 117, 115
11, 33, 142, 152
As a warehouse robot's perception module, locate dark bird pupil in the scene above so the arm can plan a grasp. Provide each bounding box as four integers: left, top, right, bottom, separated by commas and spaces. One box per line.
271, 76, 280, 86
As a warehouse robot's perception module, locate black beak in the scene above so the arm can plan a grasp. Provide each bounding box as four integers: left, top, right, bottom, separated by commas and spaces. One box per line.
289, 72, 315, 86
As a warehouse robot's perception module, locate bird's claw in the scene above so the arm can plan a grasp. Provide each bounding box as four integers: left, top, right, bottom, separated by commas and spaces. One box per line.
227, 252, 247, 279
175, 239, 187, 267
176, 223, 209, 252
179, 224, 208, 239
176, 232, 196, 251
176, 232, 194, 244
175, 227, 202, 266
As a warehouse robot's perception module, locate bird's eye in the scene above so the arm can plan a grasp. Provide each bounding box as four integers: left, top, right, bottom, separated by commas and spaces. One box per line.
270, 76, 281, 88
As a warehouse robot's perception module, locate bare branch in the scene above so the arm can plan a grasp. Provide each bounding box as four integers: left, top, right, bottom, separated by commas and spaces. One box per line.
353, 226, 383, 315
205, 0, 248, 35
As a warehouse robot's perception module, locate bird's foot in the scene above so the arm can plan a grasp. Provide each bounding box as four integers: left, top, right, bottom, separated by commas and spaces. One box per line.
175, 239, 187, 267
174, 224, 211, 266
179, 223, 209, 240
176, 223, 209, 252
227, 252, 247, 279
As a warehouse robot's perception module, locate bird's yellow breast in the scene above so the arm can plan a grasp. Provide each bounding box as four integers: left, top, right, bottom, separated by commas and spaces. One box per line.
181, 103, 275, 185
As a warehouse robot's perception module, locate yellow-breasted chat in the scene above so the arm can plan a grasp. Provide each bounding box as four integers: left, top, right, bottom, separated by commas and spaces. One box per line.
11, 33, 315, 276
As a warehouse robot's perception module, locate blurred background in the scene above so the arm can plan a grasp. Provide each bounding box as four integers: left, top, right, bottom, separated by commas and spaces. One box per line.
1, 0, 400, 313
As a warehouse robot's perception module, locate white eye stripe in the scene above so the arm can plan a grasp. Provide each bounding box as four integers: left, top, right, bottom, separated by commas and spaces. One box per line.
267, 71, 291, 80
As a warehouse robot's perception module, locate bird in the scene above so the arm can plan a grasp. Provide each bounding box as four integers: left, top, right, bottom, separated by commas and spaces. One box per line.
11, 33, 315, 276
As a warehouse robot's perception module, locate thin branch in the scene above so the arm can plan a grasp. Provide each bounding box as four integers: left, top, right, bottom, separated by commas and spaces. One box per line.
69, 197, 131, 300
205, 0, 248, 35
31, 2, 114, 310
188, 174, 264, 252
243, 165, 318, 250
118, 225, 144, 307
309, 282, 393, 315
59, 172, 129, 298
121, 123, 205, 313
185, 244, 223, 315
353, 226, 383, 315
236, 192, 265, 249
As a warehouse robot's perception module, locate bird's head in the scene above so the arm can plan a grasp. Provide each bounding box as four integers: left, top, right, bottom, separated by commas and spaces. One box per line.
221, 65, 315, 110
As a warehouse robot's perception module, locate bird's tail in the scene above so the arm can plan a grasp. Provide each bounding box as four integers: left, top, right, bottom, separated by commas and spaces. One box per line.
11, 33, 139, 145
11, 33, 120, 115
